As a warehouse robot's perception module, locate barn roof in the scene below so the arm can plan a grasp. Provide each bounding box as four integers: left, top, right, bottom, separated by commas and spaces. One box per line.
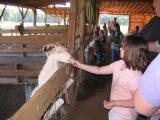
0, 0, 70, 8
0, 0, 155, 16
99, 0, 155, 15
41, 7, 69, 17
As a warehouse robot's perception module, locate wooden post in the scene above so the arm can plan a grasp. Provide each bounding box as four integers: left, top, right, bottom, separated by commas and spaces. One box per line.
68, 0, 78, 54
64, 14, 66, 26
32, 9, 37, 27
128, 15, 131, 32
44, 13, 47, 26
0, 5, 6, 21
76, 0, 86, 85
79, 0, 85, 62
18, 7, 28, 25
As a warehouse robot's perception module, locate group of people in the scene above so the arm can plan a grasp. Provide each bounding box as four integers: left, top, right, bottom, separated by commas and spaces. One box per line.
70, 0, 160, 120
91, 17, 123, 65
91, 25, 107, 65
108, 18, 123, 62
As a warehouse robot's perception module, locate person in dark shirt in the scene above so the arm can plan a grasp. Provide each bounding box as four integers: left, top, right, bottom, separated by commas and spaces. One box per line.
138, 1, 160, 61
131, 26, 140, 35
139, 17, 160, 43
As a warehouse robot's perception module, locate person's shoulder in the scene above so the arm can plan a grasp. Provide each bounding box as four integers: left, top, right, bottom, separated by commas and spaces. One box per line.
146, 16, 160, 25
139, 54, 160, 81
148, 54, 160, 68
111, 59, 125, 68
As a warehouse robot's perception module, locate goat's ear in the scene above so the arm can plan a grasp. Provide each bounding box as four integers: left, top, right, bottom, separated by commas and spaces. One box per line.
43, 45, 55, 52
42, 45, 49, 52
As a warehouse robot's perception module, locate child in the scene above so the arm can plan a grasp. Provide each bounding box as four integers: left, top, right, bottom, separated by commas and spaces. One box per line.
71, 35, 150, 120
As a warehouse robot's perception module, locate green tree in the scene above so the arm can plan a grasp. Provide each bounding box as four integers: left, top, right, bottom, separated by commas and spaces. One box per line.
3, 8, 10, 21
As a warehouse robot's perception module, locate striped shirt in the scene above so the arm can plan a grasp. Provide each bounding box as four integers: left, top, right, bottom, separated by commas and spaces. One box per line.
110, 60, 142, 120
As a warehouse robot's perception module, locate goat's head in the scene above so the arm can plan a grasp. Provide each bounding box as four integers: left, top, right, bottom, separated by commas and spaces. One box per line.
42, 43, 73, 63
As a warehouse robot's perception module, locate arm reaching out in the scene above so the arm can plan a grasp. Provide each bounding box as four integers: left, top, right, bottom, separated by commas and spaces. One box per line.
72, 60, 113, 75
103, 99, 134, 109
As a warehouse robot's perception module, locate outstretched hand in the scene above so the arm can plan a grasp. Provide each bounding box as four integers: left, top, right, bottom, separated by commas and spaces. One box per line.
68, 57, 79, 68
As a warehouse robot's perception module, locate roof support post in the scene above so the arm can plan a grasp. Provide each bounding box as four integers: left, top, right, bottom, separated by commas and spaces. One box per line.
68, 0, 78, 54
79, 0, 85, 62
32, 9, 37, 27
78, 0, 86, 83
18, 7, 28, 25
0, 5, 6, 21
128, 15, 131, 32
44, 13, 47, 26
63, 14, 66, 26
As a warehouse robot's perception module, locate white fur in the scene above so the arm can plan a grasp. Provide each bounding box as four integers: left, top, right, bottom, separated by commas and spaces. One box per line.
31, 44, 72, 96
84, 40, 95, 64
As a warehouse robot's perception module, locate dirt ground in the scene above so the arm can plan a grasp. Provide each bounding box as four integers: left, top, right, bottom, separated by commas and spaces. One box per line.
71, 88, 108, 120
71, 67, 112, 120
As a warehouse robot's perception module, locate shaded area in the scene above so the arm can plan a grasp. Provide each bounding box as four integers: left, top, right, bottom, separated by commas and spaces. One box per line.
0, 84, 35, 120
72, 41, 112, 120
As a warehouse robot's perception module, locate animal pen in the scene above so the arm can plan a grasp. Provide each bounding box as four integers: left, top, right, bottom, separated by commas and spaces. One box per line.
0, 0, 156, 120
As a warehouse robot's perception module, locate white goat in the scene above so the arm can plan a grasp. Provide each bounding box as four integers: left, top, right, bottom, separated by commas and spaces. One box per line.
31, 43, 73, 96
84, 40, 95, 64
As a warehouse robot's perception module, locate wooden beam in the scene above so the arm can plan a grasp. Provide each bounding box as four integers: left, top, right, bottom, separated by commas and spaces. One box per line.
32, 9, 37, 26
0, 56, 46, 64
0, 48, 42, 53
131, 2, 144, 14
140, 3, 153, 14
128, 2, 139, 14
10, 65, 68, 120
124, 2, 134, 14
108, 2, 113, 13
101, 0, 152, 3
68, 0, 78, 54
79, 0, 85, 62
0, 5, 6, 21
24, 8, 28, 20
117, 1, 124, 14
18, 7, 24, 24
113, 1, 119, 14
0, 34, 68, 44
128, 15, 131, 32
0, 64, 17, 70
0, 70, 40, 77
121, 1, 129, 13
0, 0, 69, 8
0, 64, 42, 70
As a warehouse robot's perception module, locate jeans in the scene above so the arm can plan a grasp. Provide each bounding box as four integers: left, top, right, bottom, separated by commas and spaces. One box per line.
111, 42, 120, 62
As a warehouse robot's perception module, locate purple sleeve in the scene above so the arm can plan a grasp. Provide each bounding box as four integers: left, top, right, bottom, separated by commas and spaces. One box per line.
138, 54, 160, 107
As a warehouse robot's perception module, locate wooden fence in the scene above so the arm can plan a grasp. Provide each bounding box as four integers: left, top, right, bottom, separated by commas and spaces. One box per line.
0, 25, 68, 36
0, 33, 68, 83
0, 26, 93, 119
9, 34, 81, 120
